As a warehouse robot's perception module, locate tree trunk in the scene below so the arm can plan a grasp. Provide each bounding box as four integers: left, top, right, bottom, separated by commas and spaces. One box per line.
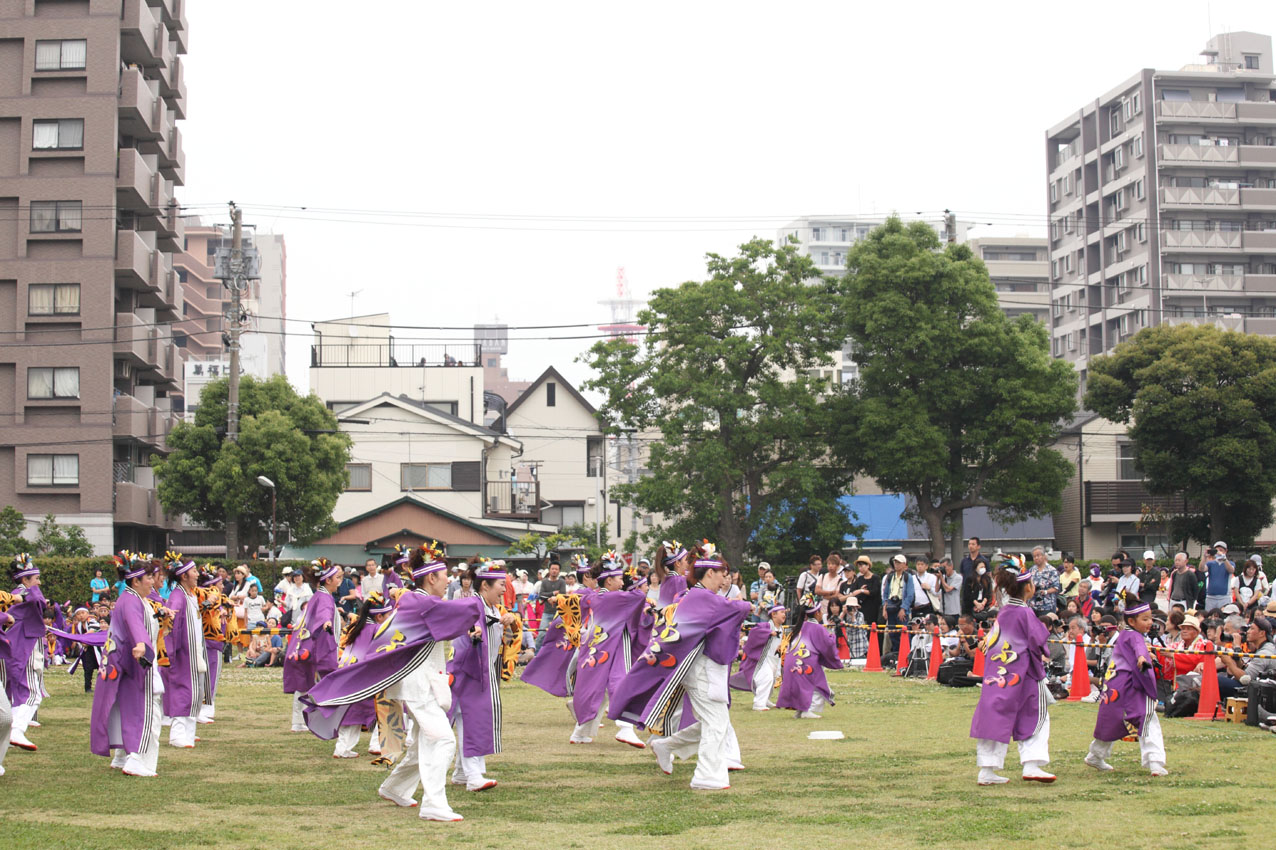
917, 496, 947, 561
949, 508, 965, 565
717, 515, 749, 573
1209, 498, 1226, 546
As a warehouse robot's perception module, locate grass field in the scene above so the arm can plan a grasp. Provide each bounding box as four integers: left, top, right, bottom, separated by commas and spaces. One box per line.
1, 662, 1269, 850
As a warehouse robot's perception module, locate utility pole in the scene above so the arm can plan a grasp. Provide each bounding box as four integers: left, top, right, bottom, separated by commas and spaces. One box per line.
223, 203, 244, 560
944, 208, 957, 244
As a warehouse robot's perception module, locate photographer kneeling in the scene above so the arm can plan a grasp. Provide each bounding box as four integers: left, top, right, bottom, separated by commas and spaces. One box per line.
1218, 617, 1276, 713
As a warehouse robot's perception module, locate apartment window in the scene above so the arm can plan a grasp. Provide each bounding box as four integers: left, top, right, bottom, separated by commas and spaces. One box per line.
33, 118, 84, 151
820, 251, 829, 264
1134, 178, 1145, 200
1067, 332, 1077, 351
1050, 182, 1058, 203
1132, 92, 1141, 114
28, 366, 79, 399
545, 381, 556, 407
345, 463, 371, 491
1052, 298, 1063, 318
811, 227, 822, 241
30, 201, 82, 233
1133, 134, 1143, 158
1052, 337, 1061, 357
1123, 98, 1133, 120
1113, 146, 1125, 170
27, 454, 78, 486
34, 39, 86, 71
1113, 188, 1126, 210
839, 228, 848, 241
28, 283, 79, 315
1050, 259, 1058, 279
1109, 108, 1122, 136
585, 435, 604, 477
1136, 223, 1146, 243
1117, 443, 1140, 480
400, 463, 451, 490
1063, 253, 1073, 273
1162, 89, 1190, 102
1136, 265, 1148, 286
1063, 173, 1072, 195
1245, 55, 1261, 70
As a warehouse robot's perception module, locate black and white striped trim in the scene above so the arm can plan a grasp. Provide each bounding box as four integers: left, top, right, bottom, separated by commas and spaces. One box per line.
647, 644, 702, 738
315, 640, 437, 707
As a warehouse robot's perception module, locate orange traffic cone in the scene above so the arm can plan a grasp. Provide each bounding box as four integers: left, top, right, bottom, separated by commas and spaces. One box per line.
1193, 649, 1222, 720
1066, 637, 1089, 701
896, 628, 910, 674
864, 625, 884, 672
927, 627, 942, 680
972, 627, 985, 677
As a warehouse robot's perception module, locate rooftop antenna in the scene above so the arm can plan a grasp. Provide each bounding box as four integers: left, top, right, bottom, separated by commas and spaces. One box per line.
346, 289, 362, 320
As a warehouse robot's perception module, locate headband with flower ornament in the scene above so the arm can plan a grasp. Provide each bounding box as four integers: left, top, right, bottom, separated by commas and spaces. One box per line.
393, 543, 413, 566
12, 552, 38, 580
768, 603, 787, 615
411, 539, 448, 580
473, 556, 507, 581
367, 591, 394, 617
572, 553, 592, 574
798, 590, 820, 614
597, 550, 624, 580
1001, 554, 1033, 583
312, 557, 341, 583
115, 550, 147, 581
661, 539, 687, 566
197, 565, 220, 588
165, 550, 197, 577
694, 540, 723, 571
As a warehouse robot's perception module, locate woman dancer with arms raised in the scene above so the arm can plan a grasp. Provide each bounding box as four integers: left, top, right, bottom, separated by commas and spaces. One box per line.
283, 559, 343, 732
969, 557, 1055, 786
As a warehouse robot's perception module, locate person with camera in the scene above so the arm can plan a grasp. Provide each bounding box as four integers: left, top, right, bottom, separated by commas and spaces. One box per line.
882, 555, 914, 655
1137, 551, 1160, 609
1218, 616, 1276, 687
1028, 547, 1061, 617
1203, 542, 1235, 614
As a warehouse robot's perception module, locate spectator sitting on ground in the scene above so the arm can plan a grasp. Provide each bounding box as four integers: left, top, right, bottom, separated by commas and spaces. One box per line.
243, 616, 284, 667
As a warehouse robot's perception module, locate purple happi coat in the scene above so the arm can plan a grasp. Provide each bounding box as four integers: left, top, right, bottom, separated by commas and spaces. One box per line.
51, 600, 71, 658
90, 588, 158, 756
1093, 628, 1158, 741
330, 623, 381, 730
448, 599, 506, 758
522, 588, 589, 698
302, 592, 481, 740
3, 584, 47, 708
776, 620, 839, 712
609, 587, 751, 736
657, 574, 688, 608
970, 599, 1049, 744
283, 588, 341, 695
160, 585, 209, 717
571, 587, 648, 724
730, 621, 778, 691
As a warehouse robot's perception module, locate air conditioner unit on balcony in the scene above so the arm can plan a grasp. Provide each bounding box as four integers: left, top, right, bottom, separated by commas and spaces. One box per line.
115, 361, 132, 379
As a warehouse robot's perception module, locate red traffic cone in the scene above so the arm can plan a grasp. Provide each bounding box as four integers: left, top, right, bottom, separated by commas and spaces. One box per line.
927, 627, 942, 680
896, 628, 910, 674
1066, 637, 1089, 701
864, 625, 884, 672
972, 627, 985, 677
837, 634, 850, 662
1193, 649, 1222, 720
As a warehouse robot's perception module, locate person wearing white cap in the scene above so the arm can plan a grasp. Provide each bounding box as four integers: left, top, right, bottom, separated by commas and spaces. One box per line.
1203, 542, 1234, 614
882, 555, 914, 655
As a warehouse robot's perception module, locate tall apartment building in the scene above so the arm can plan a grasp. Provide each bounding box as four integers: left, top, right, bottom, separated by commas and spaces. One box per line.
0, 0, 188, 554
1045, 31, 1276, 384
174, 221, 287, 421
967, 237, 1050, 324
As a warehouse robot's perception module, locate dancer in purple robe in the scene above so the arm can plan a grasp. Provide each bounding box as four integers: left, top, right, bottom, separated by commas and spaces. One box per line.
652, 540, 693, 608
90, 556, 161, 777
731, 604, 786, 710
448, 559, 517, 792
0, 586, 17, 775
568, 558, 648, 747
161, 554, 209, 749
196, 568, 227, 724
1086, 592, 1167, 776
284, 559, 343, 732
303, 542, 482, 821
329, 592, 393, 759
776, 594, 839, 718
610, 548, 751, 790
5, 554, 47, 751
969, 558, 1055, 785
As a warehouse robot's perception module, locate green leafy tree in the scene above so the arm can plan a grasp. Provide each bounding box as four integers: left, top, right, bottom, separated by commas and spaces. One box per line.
154, 375, 352, 552
0, 506, 31, 554
831, 218, 1078, 560
31, 513, 93, 557
506, 531, 580, 559
1085, 324, 1276, 546
582, 237, 853, 567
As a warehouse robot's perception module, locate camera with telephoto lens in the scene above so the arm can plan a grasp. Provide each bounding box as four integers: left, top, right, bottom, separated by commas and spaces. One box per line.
889, 596, 902, 605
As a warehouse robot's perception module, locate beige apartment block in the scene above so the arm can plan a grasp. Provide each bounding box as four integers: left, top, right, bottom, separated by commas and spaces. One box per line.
0, 0, 188, 554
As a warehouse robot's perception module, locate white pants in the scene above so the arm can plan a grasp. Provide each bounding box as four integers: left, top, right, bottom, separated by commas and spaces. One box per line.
802, 692, 828, 716
1088, 706, 1166, 769
751, 657, 778, 710
335, 724, 362, 756
450, 707, 488, 789
975, 713, 1051, 770
291, 694, 306, 731
0, 681, 11, 772
169, 716, 198, 748
662, 658, 736, 789
380, 696, 458, 818
12, 698, 41, 738
112, 691, 162, 776
570, 695, 636, 742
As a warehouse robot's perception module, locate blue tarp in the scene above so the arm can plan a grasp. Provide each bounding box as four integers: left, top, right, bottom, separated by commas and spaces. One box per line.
838, 494, 1054, 546
839, 494, 909, 544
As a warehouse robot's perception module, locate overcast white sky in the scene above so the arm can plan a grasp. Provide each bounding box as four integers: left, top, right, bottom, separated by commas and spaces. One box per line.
179, 1, 1275, 396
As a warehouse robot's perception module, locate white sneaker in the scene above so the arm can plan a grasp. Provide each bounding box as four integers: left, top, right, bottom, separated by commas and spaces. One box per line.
333, 749, 359, 759
1084, 754, 1113, 772
796, 711, 822, 719
977, 768, 1009, 785
1149, 763, 1169, 777
1022, 764, 1056, 783
9, 731, 36, 751
615, 725, 646, 749
420, 808, 463, 822
467, 778, 497, 792
28, 720, 41, 728
650, 738, 674, 775
378, 790, 418, 808
290, 725, 307, 733
0, 765, 6, 777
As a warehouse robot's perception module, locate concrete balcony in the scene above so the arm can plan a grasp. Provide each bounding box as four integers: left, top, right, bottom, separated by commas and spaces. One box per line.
159, 55, 186, 118
1163, 314, 1247, 332
120, 0, 164, 68
157, 201, 184, 250
1162, 272, 1246, 292
1157, 143, 1238, 167
116, 148, 161, 214
113, 393, 151, 442
157, 125, 183, 183
1241, 188, 1276, 211
1240, 145, 1276, 166
1238, 102, 1276, 123
155, 267, 183, 322
115, 230, 160, 292
1159, 185, 1240, 208
119, 68, 161, 141
114, 312, 153, 365
114, 480, 154, 526
1155, 100, 1238, 122
149, 339, 180, 390
1159, 229, 1243, 252
1244, 230, 1276, 252
1247, 274, 1276, 292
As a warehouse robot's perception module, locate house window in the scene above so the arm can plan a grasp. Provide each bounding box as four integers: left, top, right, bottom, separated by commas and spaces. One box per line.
1245, 55, 1261, 70
545, 382, 556, 407
30, 201, 82, 233
401, 463, 451, 491
34, 39, 87, 71
811, 227, 822, 241
32, 119, 83, 150
27, 454, 78, 486
28, 367, 79, 399
345, 463, 371, 491
586, 435, 604, 477
28, 283, 79, 315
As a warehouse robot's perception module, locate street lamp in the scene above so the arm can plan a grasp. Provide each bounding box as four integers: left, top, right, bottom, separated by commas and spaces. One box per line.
256, 475, 276, 562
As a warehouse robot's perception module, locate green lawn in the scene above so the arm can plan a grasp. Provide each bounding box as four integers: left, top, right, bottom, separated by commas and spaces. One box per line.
1, 662, 1268, 849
